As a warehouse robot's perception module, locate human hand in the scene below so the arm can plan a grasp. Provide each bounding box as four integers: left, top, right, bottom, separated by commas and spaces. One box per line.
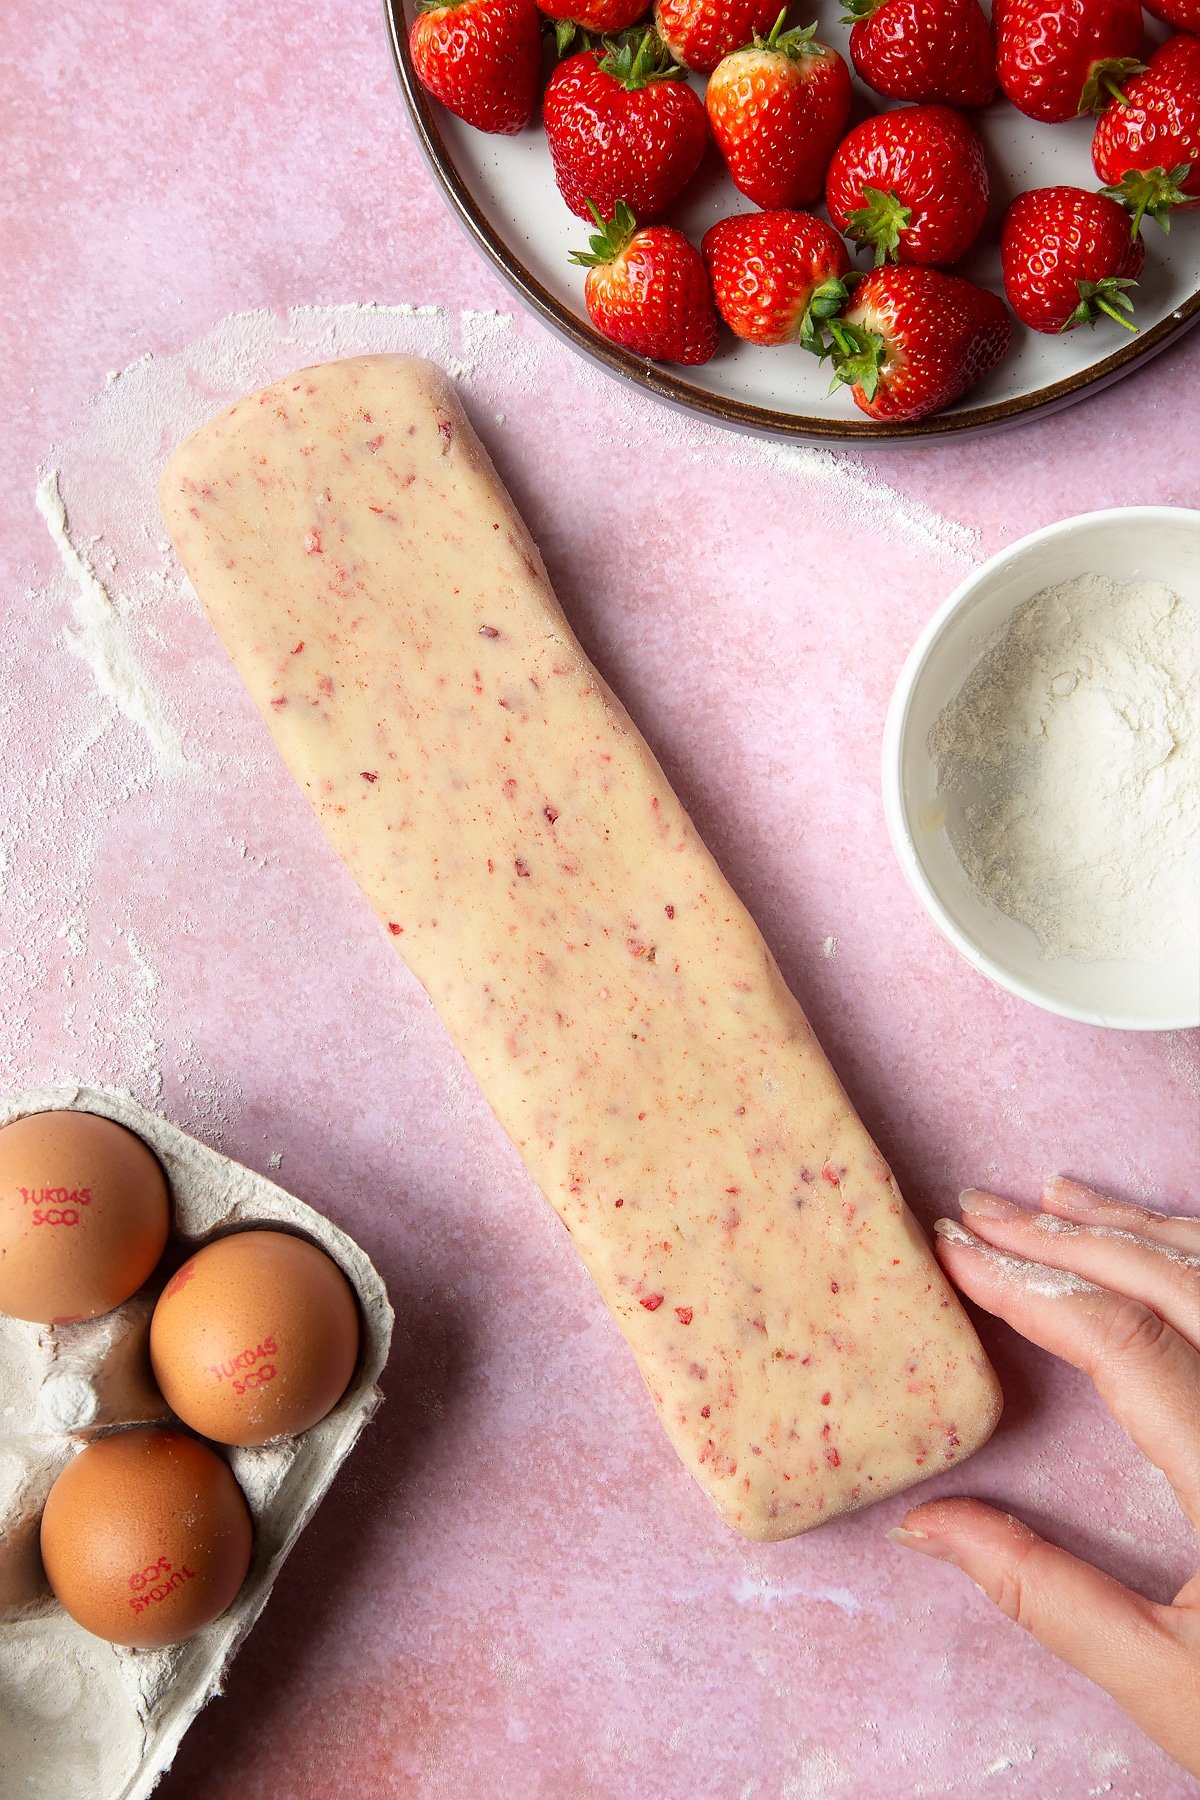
888, 1177, 1200, 1778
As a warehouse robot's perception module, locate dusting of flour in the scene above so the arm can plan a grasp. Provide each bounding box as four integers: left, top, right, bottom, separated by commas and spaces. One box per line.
934, 1218, 1102, 1299
2, 301, 979, 1125
929, 572, 1200, 962
35, 470, 187, 781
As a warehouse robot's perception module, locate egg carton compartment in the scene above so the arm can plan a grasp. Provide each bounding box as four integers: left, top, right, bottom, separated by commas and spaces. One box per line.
0, 1082, 394, 1800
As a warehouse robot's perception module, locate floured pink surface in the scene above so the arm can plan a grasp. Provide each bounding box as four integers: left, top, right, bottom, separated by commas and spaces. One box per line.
2, 3, 1198, 1797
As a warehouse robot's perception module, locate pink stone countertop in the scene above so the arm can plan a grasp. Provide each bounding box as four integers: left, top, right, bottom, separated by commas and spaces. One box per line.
3, 4, 1199, 1797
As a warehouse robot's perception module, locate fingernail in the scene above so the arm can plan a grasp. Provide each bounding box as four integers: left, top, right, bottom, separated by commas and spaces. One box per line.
1043, 1176, 1106, 1212
960, 1189, 1021, 1221
885, 1527, 960, 1565
933, 1217, 978, 1246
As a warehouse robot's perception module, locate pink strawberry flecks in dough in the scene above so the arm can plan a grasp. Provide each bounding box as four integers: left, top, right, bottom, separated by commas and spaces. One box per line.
159, 354, 1001, 1540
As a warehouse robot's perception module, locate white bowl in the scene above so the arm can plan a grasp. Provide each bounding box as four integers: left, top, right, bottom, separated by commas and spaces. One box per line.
882, 507, 1200, 1031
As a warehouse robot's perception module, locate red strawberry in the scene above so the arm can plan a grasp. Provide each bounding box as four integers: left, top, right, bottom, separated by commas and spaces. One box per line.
845, 0, 996, 107
994, 0, 1145, 122
544, 29, 708, 220
537, 0, 650, 49
1142, 0, 1199, 25
821, 267, 1011, 421
570, 202, 719, 362
655, 0, 779, 72
410, 0, 543, 135
825, 105, 989, 268
1000, 185, 1145, 332
705, 17, 853, 209
1093, 34, 1200, 232
701, 211, 852, 345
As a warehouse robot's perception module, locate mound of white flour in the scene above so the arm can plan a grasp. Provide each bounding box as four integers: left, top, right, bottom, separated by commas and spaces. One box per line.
930, 571, 1199, 963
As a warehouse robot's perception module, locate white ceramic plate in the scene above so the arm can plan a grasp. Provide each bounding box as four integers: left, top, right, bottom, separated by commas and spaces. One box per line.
384, 0, 1200, 442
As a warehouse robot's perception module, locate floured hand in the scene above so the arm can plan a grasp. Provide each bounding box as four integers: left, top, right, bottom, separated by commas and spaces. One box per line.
889, 1178, 1200, 1778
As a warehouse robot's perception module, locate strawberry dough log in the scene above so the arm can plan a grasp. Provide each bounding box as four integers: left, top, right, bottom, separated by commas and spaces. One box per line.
160, 355, 1001, 1539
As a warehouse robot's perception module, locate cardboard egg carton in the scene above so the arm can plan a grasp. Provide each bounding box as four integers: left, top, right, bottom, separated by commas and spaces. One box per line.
0, 1083, 393, 1799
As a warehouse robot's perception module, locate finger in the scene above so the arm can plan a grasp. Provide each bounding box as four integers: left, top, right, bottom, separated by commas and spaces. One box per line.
1042, 1175, 1200, 1258
934, 1219, 1200, 1527
889, 1497, 1200, 1780
958, 1189, 1200, 1354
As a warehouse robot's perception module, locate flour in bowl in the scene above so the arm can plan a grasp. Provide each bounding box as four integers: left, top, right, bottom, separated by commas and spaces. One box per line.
929, 571, 1199, 962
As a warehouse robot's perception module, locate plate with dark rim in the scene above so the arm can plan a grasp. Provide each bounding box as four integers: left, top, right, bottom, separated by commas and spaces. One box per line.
384, 1, 1200, 444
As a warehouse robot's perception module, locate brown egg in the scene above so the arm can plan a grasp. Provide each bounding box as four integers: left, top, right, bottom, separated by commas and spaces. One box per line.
149, 1229, 360, 1446
39, 1426, 252, 1647
0, 1111, 171, 1324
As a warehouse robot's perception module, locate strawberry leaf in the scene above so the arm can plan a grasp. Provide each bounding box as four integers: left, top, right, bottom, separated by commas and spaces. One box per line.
756, 15, 822, 57
808, 276, 850, 321
840, 0, 886, 20
822, 317, 886, 400
568, 199, 639, 266
843, 186, 912, 266
1101, 164, 1192, 237
597, 25, 685, 85
553, 16, 580, 55
1062, 275, 1139, 333
1078, 56, 1146, 115
797, 276, 852, 354
733, 12, 822, 57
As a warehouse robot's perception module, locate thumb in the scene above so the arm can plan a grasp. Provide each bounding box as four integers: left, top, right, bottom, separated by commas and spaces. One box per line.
889, 1497, 1200, 1776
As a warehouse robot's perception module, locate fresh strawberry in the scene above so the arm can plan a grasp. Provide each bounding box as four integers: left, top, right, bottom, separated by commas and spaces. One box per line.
1093, 34, 1200, 232
655, 0, 779, 73
1142, 0, 1199, 26
701, 211, 852, 346
994, 0, 1145, 122
544, 29, 708, 220
537, 0, 650, 50
844, 0, 996, 107
410, 0, 543, 135
570, 202, 719, 362
825, 105, 989, 267
820, 266, 1011, 421
705, 16, 853, 208
1000, 185, 1145, 332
